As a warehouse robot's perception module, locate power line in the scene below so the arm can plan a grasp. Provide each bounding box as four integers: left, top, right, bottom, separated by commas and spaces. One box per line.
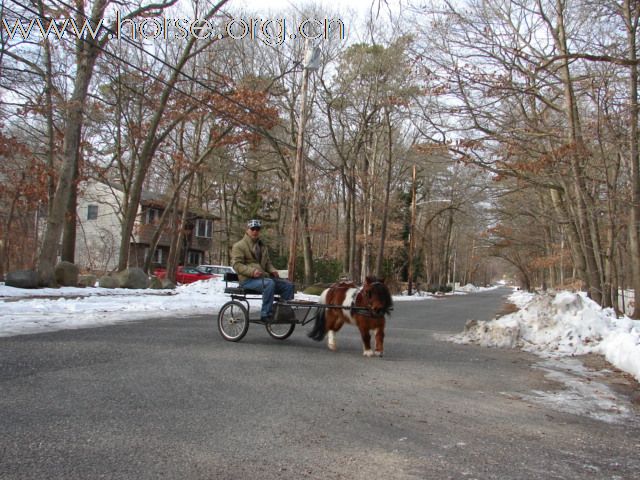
50, 0, 234, 92
2, 4, 214, 111
5, 0, 295, 147
57, 0, 304, 127
44, 0, 306, 147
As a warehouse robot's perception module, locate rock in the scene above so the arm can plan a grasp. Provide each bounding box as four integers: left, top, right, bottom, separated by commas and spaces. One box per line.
54, 261, 79, 287
5, 270, 39, 289
464, 319, 478, 331
98, 276, 119, 288
149, 277, 175, 290
113, 268, 150, 289
78, 274, 97, 288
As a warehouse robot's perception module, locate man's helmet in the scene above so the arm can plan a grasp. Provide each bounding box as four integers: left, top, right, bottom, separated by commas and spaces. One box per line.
247, 219, 262, 229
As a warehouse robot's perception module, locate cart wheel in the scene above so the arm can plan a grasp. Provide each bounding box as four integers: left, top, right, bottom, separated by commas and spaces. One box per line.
265, 322, 296, 340
218, 301, 249, 342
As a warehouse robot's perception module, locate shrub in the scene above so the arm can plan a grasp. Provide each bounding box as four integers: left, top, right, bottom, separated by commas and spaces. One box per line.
303, 284, 331, 295
427, 284, 453, 294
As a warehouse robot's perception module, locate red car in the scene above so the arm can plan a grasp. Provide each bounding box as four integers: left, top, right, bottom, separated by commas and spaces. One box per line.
154, 266, 214, 284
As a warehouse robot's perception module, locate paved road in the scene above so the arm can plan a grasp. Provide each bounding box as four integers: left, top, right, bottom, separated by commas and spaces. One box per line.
1, 287, 638, 479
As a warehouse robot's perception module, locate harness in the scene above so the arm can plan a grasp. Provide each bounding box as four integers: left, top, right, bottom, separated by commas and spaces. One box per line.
352, 284, 391, 318
349, 286, 360, 313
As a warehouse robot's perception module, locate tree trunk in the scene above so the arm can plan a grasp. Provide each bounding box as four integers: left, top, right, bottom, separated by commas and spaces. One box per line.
166, 179, 194, 280
549, 188, 589, 286
143, 190, 181, 273
624, 0, 640, 318
375, 109, 393, 278
342, 175, 351, 276
116, 2, 228, 272
301, 143, 314, 285
349, 167, 358, 279
61, 134, 80, 263
166, 205, 182, 281
37, 0, 108, 285
37, 0, 56, 214
552, 0, 603, 303
302, 205, 314, 285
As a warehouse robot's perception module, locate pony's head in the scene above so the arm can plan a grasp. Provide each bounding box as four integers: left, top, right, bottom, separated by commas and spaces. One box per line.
362, 276, 393, 316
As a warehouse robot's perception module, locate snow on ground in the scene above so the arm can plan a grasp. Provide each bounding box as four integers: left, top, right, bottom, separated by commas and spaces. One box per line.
448, 289, 640, 425
0, 280, 233, 337
518, 357, 637, 424
0, 279, 402, 336
395, 284, 499, 299
450, 290, 640, 383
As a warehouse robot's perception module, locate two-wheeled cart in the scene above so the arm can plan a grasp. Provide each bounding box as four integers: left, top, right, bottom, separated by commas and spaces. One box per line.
217, 273, 321, 342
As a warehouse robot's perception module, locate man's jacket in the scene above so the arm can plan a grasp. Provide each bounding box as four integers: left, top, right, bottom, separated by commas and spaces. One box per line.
231, 234, 278, 283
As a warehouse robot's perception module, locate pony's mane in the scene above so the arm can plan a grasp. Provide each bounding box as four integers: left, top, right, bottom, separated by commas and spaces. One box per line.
363, 277, 393, 315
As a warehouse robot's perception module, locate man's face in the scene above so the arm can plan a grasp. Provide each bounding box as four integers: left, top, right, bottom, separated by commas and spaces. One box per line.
247, 226, 261, 240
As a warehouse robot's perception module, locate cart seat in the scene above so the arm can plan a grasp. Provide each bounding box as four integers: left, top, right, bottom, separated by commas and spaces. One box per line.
223, 272, 262, 295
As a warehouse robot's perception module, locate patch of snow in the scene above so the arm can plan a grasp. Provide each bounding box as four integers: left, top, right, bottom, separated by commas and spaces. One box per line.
449, 290, 640, 383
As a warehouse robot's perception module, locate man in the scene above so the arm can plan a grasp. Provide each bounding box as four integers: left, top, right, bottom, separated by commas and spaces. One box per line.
231, 219, 295, 322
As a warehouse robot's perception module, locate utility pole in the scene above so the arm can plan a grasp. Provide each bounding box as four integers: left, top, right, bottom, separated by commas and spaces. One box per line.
287, 43, 320, 283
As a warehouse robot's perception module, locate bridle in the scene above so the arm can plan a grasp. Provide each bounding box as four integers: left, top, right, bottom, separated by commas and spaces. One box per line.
353, 282, 392, 317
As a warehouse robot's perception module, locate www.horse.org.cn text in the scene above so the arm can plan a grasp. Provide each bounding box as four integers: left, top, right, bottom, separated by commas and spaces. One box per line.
1, 12, 346, 46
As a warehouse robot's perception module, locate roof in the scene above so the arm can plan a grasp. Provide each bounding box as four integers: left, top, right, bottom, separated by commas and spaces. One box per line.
89, 180, 220, 220
139, 191, 219, 220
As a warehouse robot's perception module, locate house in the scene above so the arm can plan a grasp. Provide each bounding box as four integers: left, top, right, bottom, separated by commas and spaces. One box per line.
75, 181, 218, 272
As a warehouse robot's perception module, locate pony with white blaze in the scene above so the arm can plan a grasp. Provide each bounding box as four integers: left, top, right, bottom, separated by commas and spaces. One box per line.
308, 276, 393, 356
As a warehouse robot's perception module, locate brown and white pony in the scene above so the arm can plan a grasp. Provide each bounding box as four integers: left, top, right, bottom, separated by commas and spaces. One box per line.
308, 276, 393, 357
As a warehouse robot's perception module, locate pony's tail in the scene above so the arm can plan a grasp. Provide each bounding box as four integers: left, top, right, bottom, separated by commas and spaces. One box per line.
307, 308, 326, 341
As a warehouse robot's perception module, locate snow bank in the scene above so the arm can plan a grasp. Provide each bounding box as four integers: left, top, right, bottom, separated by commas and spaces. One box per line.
458, 283, 481, 292
450, 290, 640, 382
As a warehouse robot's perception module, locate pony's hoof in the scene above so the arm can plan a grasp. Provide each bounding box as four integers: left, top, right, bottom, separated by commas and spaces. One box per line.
328, 343, 337, 351
363, 349, 374, 357
374, 351, 383, 357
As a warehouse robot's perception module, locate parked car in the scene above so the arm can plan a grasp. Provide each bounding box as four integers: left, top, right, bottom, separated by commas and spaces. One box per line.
197, 265, 235, 280
154, 266, 214, 284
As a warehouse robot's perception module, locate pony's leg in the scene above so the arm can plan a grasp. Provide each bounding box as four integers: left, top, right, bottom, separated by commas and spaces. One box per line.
308, 309, 326, 341
327, 330, 337, 351
358, 324, 374, 357
326, 314, 345, 351
374, 326, 385, 357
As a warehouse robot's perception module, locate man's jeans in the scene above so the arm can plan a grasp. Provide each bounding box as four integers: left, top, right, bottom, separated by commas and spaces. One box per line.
241, 277, 295, 318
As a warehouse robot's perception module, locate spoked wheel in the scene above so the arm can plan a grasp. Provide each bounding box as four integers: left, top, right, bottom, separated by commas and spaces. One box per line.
265, 322, 296, 340
218, 301, 249, 342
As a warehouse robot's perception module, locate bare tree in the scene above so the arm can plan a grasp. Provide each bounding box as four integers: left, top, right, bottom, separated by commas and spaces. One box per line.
31, 0, 183, 286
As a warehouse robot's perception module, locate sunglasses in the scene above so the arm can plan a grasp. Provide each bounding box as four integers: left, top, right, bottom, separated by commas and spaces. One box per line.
250, 227, 261, 231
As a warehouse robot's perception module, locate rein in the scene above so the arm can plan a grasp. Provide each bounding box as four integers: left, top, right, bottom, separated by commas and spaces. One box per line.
358, 281, 393, 316
318, 304, 378, 315
353, 283, 391, 317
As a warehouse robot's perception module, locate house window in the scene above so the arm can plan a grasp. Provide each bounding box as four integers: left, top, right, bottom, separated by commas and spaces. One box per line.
188, 251, 202, 265
146, 208, 160, 224
87, 204, 98, 220
145, 247, 163, 264
195, 219, 212, 238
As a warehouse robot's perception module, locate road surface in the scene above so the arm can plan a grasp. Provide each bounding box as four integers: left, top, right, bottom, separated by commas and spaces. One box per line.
1, 287, 638, 479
